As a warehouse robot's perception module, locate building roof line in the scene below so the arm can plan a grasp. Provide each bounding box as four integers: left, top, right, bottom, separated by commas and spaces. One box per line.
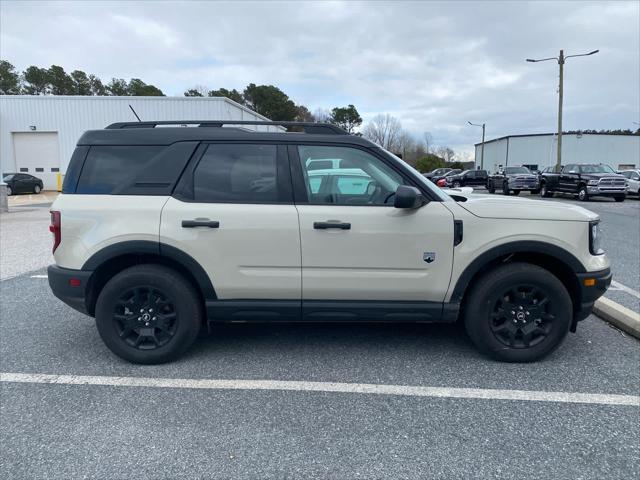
475, 132, 639, 147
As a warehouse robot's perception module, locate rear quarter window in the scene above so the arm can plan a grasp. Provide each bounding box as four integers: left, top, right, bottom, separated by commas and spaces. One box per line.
76, 146, 164, 194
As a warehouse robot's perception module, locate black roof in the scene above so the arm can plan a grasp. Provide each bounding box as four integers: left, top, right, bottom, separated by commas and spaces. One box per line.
78, 120, 377, 147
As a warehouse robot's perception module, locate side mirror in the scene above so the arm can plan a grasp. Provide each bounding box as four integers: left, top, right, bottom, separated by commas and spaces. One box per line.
394, 185, 426, 209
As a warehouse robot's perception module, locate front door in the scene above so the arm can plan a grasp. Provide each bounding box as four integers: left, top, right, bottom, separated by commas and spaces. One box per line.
292, 145, 454, 319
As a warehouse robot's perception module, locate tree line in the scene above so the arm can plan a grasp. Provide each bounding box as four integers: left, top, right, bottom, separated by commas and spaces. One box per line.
0, 60, 164, 96
1, 58, 465, 169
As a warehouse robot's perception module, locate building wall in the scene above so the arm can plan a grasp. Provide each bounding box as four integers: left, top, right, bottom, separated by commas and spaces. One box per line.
0, 95, 278, 185
475, 134, 640, 172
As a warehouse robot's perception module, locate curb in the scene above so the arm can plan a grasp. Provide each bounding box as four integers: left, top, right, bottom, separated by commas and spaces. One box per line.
594, 297, 640, 339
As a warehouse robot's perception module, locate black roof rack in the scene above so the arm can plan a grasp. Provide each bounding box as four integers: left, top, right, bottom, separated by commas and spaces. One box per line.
105, 120, 349, 135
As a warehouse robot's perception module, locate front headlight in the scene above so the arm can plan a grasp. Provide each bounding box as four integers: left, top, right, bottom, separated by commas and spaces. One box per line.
589, 221, 604, 255
587, 180, 599, 186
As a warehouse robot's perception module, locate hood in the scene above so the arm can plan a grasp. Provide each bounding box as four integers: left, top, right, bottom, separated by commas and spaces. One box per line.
456, 194, 598, 222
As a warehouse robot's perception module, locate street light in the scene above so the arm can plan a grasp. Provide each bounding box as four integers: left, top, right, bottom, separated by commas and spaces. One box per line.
468, 121, 486, 169
526, 49, 599, 170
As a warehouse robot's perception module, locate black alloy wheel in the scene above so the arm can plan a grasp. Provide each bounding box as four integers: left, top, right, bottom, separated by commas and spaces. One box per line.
113, 286, 177, 350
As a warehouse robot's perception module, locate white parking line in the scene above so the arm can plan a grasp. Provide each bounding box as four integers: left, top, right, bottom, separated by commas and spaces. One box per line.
1, 372, 638, 407
609, 281, 640, 299
30, 274, 48, 278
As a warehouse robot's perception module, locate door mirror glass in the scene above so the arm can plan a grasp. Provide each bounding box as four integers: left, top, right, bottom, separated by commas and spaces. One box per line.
394, 185, 425, 209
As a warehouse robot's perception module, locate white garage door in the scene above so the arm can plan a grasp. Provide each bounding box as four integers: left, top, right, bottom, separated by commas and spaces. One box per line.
12, 132, 60, 190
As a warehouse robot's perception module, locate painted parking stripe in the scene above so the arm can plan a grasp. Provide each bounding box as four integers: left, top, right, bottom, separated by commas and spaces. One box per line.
609, 281, 640, 299
1, 372, 638, 407
30, 274, 49, 278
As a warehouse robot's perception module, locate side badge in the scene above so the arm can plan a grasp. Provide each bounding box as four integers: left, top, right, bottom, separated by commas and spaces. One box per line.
423, 252, 436, 264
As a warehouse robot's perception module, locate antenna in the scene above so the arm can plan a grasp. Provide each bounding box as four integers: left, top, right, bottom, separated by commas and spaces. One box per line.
128, 104, 142, 122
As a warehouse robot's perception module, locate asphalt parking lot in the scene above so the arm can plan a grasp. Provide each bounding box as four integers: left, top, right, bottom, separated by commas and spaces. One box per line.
1, 194, 638, 479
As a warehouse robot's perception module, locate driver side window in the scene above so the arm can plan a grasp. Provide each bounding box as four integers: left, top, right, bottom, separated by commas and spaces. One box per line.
297, 145, 404, 206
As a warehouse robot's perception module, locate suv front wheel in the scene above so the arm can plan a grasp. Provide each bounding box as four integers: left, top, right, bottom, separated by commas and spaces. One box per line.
464, 263, 572, 362
95, 264, 203, 364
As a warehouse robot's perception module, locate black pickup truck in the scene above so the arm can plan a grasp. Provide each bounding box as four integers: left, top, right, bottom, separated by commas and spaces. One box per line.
487, 166, 540, 195
539, 163, 627, 202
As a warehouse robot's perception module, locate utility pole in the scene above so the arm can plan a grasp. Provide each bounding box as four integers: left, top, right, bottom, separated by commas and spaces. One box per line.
557, 50, 564, 171
468, 121, 486, 169
526, 49, 598, 171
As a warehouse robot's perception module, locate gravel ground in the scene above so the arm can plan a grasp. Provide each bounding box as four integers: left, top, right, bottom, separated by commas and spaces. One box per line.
0, 206, 52, 280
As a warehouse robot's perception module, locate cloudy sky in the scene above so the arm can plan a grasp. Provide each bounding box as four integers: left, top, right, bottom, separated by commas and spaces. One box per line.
1, 0, 638, 157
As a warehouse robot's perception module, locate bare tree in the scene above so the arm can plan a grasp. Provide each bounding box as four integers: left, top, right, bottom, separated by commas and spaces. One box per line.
435, 146, 456, 163
423, 132, 433, 154
362, 114, 403, 151
313, 108, 331, 123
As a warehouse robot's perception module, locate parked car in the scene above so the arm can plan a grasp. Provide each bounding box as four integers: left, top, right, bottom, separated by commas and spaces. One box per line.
444, 169, 488, 188
539, 163, 626, 202
431, 169, 462, 185
48, 120, 611, 364
487, 166, 539, 195
423, 167, 452, 181
619, 169, 640, 196
2, 173, 44, 196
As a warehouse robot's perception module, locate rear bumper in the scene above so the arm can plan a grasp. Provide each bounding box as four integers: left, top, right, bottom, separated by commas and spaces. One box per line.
47, 265, 93, 315
574, 268, 612, 322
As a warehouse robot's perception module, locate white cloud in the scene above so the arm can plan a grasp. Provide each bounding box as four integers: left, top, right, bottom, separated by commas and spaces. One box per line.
1, 0, 638, 156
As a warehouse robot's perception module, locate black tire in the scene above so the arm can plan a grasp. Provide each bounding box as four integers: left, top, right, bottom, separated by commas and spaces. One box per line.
95, 264, 203, 364
34, 184, 41, 194
6, 186, 11, 196
512, 190, 520, 196
464, 263, 572, 362
614, 195, 625, 203
502, 182, 510, 195
540, 183, 553, 198
530, 189, 540, 195
453, 181, 461, 188
577, 185, 589, 202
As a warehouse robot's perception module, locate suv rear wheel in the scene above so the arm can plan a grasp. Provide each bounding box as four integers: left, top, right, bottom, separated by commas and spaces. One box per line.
464, 263, 572, 362
95, 264, 203, 364
577, 185, 589, 201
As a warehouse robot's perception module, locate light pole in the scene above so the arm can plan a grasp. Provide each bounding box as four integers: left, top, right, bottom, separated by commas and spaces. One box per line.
468, 121, 485, 169
526, 49, 599, 170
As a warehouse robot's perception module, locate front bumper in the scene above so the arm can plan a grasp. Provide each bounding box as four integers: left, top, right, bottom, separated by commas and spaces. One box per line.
574, 267, 612, 322
47, 265, 93, 315
586, 186, 626, 196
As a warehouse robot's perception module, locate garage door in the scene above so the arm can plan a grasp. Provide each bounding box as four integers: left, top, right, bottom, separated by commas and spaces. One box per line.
12, 132, 60, 190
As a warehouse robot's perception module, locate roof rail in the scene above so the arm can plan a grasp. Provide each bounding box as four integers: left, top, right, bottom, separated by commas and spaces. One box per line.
105, 120, 349, 135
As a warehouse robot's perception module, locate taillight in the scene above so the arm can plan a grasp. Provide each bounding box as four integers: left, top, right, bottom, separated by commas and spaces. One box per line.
49, 211, 61, 253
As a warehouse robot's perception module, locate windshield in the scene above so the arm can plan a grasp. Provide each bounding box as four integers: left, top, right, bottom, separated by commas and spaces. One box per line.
580, 164, 616, 174
377, 148, 452, 202
2, 175, 14, 181
505, 167, 531, 174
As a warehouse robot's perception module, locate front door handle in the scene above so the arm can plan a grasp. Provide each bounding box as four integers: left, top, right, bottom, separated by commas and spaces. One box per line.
313, 221, 351, 230
181, 219, 220, 228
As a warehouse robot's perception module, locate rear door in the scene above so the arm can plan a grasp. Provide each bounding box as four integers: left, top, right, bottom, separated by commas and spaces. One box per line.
160, 143, 301, 308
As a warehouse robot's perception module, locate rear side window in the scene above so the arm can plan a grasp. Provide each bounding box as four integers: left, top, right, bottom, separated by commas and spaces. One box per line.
193, 144, 281, 203
76, 146, 163, 194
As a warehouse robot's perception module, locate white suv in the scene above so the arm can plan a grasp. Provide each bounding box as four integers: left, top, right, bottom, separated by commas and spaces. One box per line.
48, 120, 612, 364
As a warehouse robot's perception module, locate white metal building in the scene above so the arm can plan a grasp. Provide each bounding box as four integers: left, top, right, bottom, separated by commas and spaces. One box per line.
474, 133, 640, 173
0, 95, 277, 189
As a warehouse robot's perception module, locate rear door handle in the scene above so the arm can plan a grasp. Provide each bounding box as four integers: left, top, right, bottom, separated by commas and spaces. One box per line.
313, 221, 351, 230
181, 219, 220, 228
